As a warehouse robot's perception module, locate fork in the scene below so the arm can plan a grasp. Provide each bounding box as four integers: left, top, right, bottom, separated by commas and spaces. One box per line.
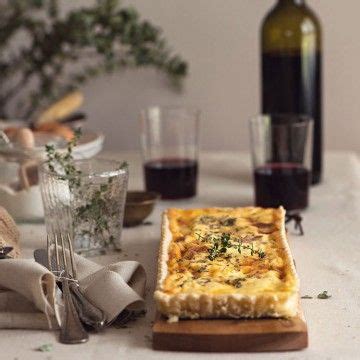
47, 233, 89, 344
57, 234, 106, 331
48, 233, 106, 331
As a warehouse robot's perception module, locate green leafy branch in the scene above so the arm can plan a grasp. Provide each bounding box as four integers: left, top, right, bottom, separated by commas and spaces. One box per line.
0, 0, 188, 119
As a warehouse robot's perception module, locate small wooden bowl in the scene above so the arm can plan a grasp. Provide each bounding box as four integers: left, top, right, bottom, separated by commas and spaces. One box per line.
124, 191, 159, 227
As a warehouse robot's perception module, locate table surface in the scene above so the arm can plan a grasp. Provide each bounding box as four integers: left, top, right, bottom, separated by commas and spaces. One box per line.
1, 151, 359, 360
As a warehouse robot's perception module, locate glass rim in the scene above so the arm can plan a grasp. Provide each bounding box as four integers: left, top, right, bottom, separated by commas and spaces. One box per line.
39, 157, 128, 179
140, 105, 201, 119
249, 113, 313, 128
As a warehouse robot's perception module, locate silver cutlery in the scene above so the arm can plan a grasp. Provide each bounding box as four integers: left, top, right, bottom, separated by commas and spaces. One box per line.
58, 234, 106, 331
0, 246, 14, 259
47, 233, 89, 344
35, 247, 106, 331
0, 130, 11, 147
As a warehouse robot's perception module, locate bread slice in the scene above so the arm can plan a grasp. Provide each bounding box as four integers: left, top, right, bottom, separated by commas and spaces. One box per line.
35, 91, 83, 126
154, 207, 299, 322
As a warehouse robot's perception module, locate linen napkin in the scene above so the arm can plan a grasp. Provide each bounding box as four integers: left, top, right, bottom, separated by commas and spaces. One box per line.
0, 260, 57, 329
74, 255, 146, 322
0, 254, 146, 329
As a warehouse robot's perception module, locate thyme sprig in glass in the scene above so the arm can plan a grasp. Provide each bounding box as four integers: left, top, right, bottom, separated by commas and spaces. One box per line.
45, 130, 128, 247
45, 127, 82, 190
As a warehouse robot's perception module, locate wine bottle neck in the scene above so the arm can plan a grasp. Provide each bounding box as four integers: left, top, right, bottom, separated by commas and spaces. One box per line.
278, 0, 305, 5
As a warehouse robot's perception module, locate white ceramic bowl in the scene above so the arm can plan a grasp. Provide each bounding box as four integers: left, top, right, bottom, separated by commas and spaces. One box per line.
0, 121, 104, 222
0, 120, 104, 159
0, 162, 44, 222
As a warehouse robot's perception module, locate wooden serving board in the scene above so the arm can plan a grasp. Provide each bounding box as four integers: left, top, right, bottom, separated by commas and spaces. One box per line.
153, 308, 308, 352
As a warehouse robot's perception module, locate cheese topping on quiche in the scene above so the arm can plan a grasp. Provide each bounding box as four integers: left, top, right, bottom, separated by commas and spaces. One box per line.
162, 207, 296, 296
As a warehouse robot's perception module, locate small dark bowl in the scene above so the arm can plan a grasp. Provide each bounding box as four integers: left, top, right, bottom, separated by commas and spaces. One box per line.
123, 191, 159, 227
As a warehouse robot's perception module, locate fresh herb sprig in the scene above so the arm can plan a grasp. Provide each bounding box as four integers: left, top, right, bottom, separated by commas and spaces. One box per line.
196, 232, 266, 261
45, 130, 128, 246
45, 128, 82, 190
75, 162, 127, 239
237, 241, 266, 259
208, 234, 229, 260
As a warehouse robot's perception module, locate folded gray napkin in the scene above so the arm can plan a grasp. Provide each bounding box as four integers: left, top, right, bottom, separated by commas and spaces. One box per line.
0, 254, 146, 330
0, 260, 57, 329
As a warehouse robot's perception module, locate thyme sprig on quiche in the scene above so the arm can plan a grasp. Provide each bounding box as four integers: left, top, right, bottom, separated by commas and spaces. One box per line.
196, 232, 266, 260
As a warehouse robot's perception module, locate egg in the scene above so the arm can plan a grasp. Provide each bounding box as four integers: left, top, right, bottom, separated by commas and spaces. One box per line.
15, 128, 35, 149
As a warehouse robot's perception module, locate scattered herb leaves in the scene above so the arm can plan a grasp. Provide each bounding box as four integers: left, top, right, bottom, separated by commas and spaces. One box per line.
317, 291, 331, 299
35, 343, 53, 352
301, 295, 313, 299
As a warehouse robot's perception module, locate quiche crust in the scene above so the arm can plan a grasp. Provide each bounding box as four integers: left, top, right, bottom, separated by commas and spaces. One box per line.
154, 207, 299, 322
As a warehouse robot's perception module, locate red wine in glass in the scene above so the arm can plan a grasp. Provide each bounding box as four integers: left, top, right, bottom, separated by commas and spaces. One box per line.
144, 158, 198, 199
254, 163, 310, 211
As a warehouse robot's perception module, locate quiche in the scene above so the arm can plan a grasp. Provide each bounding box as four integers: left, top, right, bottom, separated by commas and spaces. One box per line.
154, 207, 299, 322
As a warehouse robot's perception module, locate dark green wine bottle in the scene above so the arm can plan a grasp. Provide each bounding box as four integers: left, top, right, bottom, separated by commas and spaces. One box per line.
261, 0, 322, 184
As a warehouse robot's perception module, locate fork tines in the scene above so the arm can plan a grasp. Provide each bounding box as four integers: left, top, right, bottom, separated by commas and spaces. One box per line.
47, 233, 78, 280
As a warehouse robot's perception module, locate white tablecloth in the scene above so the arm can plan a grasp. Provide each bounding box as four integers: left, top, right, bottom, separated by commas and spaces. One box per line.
0, 151, 359, 360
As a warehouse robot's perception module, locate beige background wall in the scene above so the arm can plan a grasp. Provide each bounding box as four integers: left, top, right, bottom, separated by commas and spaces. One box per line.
75, 0, 360, 152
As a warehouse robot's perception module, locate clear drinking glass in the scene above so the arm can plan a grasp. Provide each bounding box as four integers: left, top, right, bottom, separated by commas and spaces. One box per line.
140, 106, 200, 199
39, 158, 128, 256
249, 114, 313, 212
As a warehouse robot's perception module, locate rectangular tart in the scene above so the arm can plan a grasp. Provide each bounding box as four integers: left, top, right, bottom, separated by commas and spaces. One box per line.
154, 207, 299, 322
